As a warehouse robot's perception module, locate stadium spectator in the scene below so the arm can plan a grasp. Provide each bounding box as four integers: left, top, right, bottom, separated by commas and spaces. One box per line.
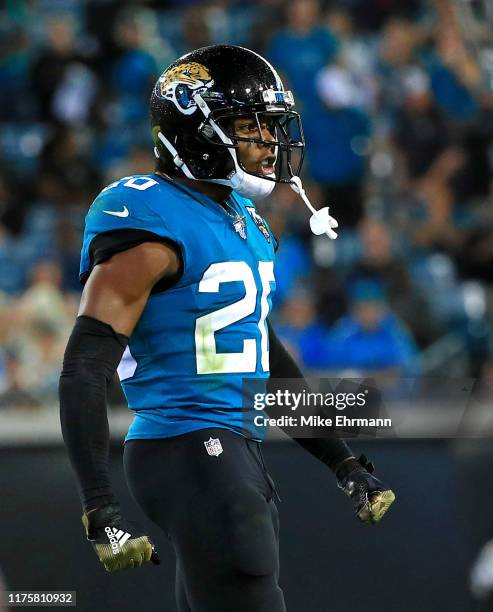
377, 17, 423, 116
181, 6, 212, 53
111, 8, 163, 125
0, 167, 32, 236
15, 259, 76, 335
393, 68, 450, 180
0, 350, 40, 410
428, 2, 481, 122
322, 279, 419, 376
324, 8, 377, 111
30, 14, 95, 123
0, 22, 32, 121
349, 0, 421, 32
14, 319, 66, 402
410, 148, 474, 260
276, 286, 332, 370
37, 125, 101, 207
311, 58, 371, 227
0, 259, 75, 405
349, 217, 439, 345
266, 0, 338, 111
106, 143, 155, 184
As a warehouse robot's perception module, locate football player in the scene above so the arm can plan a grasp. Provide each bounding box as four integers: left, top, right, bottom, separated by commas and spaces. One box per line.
59, 45, 394, 611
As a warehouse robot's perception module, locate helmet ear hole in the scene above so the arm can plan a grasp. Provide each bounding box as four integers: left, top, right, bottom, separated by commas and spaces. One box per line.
178, 131, 234, 179
199, 122, 215, 140
199, 121, 227, 146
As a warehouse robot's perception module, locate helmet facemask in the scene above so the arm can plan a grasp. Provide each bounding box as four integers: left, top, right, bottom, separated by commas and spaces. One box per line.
200, 108, 304, 184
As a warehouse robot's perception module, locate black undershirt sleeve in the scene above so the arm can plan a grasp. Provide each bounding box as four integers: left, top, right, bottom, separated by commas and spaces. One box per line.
267, 320, 354, 472
59, 315, 128, 512
80, 229, 183, 293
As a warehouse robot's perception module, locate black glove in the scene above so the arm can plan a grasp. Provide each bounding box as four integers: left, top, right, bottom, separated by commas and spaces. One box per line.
82, 503, 160, 572
336, 454, 395, 524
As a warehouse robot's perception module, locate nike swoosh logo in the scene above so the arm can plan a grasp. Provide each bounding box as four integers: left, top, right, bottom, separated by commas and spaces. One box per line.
103, 206, 129, 218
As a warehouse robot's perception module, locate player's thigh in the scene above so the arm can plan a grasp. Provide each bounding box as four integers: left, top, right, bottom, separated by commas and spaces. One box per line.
172, 483, 283, 612
172, 479, 279, 577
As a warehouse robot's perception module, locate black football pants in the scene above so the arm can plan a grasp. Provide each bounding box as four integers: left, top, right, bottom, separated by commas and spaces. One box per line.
123, 428, 286, 612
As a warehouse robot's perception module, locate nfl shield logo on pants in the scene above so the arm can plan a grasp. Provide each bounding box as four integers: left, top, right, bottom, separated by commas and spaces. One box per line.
204, 437, 223, 457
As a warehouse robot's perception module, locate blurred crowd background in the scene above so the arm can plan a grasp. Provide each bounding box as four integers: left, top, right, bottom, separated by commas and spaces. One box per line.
2, 2, 493, 609
1, 0, 493, 410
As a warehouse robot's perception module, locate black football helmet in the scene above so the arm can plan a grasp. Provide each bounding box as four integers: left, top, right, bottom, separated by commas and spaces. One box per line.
150, 44, 304, 199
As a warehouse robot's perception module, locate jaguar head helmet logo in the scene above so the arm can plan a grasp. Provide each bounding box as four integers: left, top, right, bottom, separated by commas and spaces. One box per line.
156, 62, 214, 115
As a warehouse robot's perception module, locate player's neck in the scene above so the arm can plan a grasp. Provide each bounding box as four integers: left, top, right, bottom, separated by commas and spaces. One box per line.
155, 171, 232, 204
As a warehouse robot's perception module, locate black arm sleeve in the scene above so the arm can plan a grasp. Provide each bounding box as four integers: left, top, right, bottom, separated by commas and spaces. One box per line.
59, 315, 128, 512
267, 320, 354, 472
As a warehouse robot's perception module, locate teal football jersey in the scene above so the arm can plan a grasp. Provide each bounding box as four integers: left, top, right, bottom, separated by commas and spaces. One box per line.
80, 174, 276, 441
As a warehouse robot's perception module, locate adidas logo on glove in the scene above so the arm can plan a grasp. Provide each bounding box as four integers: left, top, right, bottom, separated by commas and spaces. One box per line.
105, 526, 131, 554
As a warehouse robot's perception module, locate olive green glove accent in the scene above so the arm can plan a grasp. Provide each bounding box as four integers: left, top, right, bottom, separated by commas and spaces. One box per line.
336, 454, 395, 524
82, 504, 160, 573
